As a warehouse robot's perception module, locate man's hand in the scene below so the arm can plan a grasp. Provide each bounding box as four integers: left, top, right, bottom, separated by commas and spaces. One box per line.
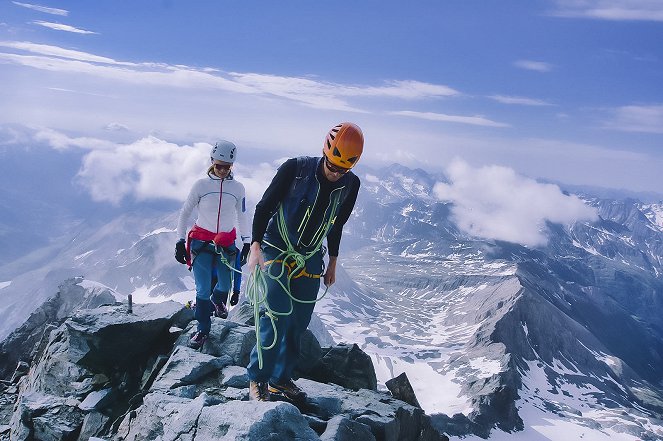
175, 239, 187, 264
247, 242, 265, 271
324, 256, 337, 287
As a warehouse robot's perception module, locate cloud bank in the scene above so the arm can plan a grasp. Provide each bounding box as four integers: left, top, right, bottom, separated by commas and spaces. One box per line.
31, 130, 277, 206
433, 159, 598, 247
551, 0, 663, 22
0, 41, 457, 113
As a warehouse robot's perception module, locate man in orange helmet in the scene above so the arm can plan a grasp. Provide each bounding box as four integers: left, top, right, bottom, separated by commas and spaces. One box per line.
246, 122, 363, 402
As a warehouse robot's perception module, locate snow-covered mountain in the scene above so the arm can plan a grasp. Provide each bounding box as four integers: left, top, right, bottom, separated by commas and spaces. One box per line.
1, 159, 663, 439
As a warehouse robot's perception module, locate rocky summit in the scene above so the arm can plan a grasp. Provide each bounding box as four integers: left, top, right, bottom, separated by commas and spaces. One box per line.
0, 297, 448, 441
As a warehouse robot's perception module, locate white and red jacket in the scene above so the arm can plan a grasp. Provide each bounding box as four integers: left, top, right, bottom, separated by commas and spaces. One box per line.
177, 172, 250, 245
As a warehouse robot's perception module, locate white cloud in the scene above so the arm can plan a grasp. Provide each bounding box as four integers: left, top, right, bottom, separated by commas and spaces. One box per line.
232, 161, 279, 210
353, 80, 459, 99
488, 95, 553, 106
433, 159, 598, 247
0, 41, 134, 65
32, 21, 97, 34
24, 128, 277, 206
391, 110, 509, 128
34, 127, 116, 150
12, 1, 68, 16
75, 136, 211, 204
0, 41, 459, 112
104, 123, 130, 132
514, 60, 553, 72
605, 104, 663, 133
550, 0, 663, 21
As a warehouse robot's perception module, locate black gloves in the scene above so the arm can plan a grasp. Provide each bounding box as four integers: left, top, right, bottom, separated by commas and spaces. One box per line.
240, 243, 250, 266
230, 290, 240, 306
175, 239, 187, 264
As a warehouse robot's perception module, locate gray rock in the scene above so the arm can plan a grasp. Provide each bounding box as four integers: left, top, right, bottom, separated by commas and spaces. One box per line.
386, 372, 421, 408
65, 301, 191, 370
320, 415, 376, 441
78, 411, 109, 440
307, 343, 377, 391
115, 392, 206, 440
79, 387, 114, 411
196, 400, 320, 440
151, 346, 230, 392
0, 277, 117, 381
177, 320, 255, 367
220, 365, 249, 388
10, 392, 84, 441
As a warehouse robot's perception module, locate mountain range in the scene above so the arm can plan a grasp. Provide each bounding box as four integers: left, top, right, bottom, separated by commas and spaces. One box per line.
1, 145, 662, 439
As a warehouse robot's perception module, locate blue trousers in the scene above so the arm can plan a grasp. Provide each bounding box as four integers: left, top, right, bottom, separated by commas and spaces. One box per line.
191, 239, 236, 334
246, 245, 323, 384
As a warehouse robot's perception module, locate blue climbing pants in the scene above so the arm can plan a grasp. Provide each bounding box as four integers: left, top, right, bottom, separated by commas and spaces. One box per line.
191, 239, 236, 334
246, 245, 323, 384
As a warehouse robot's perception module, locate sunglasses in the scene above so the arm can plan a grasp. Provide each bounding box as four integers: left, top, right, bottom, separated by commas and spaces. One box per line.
213, 163, 232, 171
324, 157, 351, 175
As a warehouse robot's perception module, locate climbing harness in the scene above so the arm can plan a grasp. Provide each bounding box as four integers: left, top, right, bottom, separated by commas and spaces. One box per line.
246, 198, 340, 369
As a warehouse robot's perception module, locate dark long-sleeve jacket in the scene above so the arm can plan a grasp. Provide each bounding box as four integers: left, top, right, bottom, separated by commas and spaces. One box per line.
252, 157, 360, 256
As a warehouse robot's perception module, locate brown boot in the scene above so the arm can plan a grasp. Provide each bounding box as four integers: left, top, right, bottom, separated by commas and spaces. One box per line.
249, 381, 270, 401
268, 379, 307, 402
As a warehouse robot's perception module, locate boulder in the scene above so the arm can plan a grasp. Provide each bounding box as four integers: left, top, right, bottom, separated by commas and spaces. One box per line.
386, 372, 422, 408
307, 343, 378, 391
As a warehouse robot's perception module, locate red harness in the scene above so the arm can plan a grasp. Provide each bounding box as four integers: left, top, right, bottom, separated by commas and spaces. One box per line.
186, 225, 236, 266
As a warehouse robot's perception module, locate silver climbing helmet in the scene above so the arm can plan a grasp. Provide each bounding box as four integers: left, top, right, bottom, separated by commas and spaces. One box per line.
210, 140, 237, 163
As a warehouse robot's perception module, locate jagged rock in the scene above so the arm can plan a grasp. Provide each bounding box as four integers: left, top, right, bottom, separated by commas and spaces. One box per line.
5, 300, 447, 441
320, 415, 376, 441
78, 411, 110, 440
307, 343, 378, 391
10, 362, 30, 384
386, 372, 421, 408
116, 392, 320, 440
9, 302, 196, 440
220, 365, 249, 388
140, 355, 169, 391
9, 392, 84, 441
151, 346, 230, 392
65, 301, 191, 371
0, 277, 118, 381
79, 387, 114, 411
297, 379, 447, 441
177, 319, 255, 367
115, 392, 207, 440
196, 400, 320, 440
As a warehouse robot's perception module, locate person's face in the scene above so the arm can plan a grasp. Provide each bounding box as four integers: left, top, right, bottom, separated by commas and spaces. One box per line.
322, 156, 351, 182
212, 160, 232, 178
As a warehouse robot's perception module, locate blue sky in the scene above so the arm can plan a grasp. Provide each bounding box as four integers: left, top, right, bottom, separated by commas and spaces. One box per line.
1, 0, 662, 195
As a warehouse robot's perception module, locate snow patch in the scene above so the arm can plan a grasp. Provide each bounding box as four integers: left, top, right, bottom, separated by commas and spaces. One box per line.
141, 227, 175, 239
75, 250, 94, 260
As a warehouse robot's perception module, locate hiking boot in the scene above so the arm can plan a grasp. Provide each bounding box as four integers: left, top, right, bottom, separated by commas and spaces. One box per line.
249, 381, 270, 402
188, 331, 207, 350
268, 379, 307, 402
210, 296, 228, 319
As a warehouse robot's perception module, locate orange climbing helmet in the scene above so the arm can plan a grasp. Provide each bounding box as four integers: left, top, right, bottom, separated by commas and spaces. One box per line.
322, 122, 364, 169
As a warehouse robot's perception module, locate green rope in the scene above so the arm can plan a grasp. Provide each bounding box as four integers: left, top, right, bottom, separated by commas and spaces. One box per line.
247, 195, 340, 369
